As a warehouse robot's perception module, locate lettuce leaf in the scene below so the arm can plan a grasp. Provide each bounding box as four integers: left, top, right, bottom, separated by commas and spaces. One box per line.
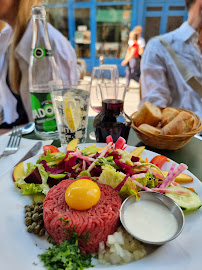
20, 183, 43, 195
95, 156, 119, 169
37, 150, 66, 164
15, 163, 49, 195
98, 164, 125, 188
99, 165, 160, 199
119, 184, 140, 201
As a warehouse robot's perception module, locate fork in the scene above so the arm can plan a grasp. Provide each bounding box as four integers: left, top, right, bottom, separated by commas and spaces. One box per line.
0, 126, 22, 159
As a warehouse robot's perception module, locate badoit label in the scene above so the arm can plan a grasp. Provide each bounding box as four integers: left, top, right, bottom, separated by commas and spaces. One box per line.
30, 92, 57, 132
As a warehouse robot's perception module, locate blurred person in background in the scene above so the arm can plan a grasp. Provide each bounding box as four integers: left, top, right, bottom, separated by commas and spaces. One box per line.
140, 0, 202, 120
121, 31, 140, 90
0, 0, 78, 131
133, 25, 145, 56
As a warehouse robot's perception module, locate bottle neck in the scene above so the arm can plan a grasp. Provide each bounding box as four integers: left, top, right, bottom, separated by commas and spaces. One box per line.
29, 12, 61, 87
31, 16, 51, 50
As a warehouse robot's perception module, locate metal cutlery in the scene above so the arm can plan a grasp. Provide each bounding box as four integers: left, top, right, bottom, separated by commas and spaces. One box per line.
0, 126, 22, 159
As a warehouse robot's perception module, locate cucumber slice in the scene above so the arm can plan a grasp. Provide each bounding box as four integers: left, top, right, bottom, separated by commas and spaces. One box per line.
165, 186, 202, 211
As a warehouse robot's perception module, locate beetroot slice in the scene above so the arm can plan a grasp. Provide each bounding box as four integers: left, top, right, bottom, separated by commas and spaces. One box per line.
24, 167, 42, 184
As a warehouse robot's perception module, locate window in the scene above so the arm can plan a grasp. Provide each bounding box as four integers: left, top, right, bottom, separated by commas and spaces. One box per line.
169, 6, 185, 10
146, 7, 162, 11
46, 6, 69, 39
96, 5, 131, 58
75, 8, 90, 58
166, 16, 184, 32
144, 17, 161, 42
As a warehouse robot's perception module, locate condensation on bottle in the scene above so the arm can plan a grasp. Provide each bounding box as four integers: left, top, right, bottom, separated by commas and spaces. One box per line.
29, 5, 60, 140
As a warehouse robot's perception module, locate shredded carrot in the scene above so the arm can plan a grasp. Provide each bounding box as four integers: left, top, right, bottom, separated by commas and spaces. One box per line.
145, 157, 149, 163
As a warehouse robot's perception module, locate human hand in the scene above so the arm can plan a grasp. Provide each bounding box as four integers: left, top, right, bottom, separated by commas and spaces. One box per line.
121, 60, 127, 66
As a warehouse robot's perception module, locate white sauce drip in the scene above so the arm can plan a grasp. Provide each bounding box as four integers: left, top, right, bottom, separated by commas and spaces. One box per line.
124, 200, 178, 242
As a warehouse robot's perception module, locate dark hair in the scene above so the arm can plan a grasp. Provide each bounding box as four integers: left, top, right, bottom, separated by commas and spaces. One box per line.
185, 0, 196, 10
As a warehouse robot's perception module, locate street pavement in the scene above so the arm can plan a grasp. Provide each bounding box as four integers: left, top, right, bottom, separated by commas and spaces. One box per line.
85, 76, 140, 117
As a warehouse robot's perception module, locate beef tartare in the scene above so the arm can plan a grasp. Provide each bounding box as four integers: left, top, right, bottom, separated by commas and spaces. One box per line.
43, 179, 122, 254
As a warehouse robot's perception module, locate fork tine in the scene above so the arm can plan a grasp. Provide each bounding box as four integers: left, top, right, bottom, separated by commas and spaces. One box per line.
0, 126, 22, 159
12, 127, 21, 149
6, 126, 17, 148
12, 128, 19, 149
15, 128, 22, 148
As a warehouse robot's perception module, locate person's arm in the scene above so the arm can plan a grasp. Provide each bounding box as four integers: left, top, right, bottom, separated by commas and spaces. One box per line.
140, 39, 172, 108
121, 46, 137, 66
138, 37, 146, 56
138, 47, 144, 56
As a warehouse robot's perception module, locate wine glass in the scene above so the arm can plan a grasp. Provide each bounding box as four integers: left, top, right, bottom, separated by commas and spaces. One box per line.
89, 65, 119, 140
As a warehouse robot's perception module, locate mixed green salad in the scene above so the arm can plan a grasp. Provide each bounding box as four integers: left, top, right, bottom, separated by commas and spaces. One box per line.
14, 136, 202, 211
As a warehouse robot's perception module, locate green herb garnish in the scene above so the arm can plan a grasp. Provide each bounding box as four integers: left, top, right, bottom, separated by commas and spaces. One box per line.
38, 233, 93, 270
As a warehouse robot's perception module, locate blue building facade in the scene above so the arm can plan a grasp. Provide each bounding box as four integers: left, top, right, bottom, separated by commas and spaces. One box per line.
44, 0, 188, 76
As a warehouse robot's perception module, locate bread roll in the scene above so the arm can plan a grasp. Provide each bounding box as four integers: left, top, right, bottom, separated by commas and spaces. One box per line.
132, 101, 161, 127
138, 124, 161, 135
161, 108, 179, 126
161, 111, 194, 135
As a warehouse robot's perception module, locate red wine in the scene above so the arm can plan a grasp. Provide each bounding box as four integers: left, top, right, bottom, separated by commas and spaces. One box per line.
91, 106, 102, 113
93, 99, 131, 143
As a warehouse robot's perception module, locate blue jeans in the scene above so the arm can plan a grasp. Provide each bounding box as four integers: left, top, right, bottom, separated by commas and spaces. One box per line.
126, 57, 140, 87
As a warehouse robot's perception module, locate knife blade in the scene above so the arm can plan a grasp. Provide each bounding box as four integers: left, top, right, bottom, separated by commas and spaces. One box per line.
15, 142, 42, 166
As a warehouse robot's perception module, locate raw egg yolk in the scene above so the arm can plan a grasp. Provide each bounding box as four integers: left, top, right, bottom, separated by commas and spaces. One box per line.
65, 179, 101, 210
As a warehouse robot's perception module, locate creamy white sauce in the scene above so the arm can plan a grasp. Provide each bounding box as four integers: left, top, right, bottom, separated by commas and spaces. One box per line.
124, 200, 178, 242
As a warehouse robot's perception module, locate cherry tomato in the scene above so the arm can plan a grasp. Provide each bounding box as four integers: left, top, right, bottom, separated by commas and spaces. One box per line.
43, 145, 60, 155
150, 155, 169, 169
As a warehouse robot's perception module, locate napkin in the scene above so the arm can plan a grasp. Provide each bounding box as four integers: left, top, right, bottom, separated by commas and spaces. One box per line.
0, 133, 52, 177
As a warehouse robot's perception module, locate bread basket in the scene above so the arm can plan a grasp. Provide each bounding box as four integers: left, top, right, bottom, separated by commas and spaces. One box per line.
130, 108, 202, 150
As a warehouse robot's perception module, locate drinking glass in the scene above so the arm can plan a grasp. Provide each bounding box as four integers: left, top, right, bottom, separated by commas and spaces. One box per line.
49, 80, 90, 145
89, 65, 119, 140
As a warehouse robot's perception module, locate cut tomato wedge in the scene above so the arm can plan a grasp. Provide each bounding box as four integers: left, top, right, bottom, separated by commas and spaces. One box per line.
150, 155, 169, 169
43, 145, 60, 155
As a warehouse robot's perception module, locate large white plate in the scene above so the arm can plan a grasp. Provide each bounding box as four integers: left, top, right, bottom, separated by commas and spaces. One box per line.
0, 143, 202, 270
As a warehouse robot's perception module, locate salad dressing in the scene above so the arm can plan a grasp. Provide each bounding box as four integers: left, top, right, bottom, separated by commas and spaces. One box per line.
124, 200, 178, 243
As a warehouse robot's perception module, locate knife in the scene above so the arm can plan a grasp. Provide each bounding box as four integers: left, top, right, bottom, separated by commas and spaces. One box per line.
15, 142, 42, 166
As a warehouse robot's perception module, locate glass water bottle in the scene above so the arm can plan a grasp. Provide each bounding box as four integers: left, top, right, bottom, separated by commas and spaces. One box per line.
29, 5, 60, 139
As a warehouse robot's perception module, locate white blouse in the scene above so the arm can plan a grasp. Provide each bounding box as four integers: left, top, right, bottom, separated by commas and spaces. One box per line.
0, 21, 78, 124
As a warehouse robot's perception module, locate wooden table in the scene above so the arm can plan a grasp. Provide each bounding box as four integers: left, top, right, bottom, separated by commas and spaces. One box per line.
24, 117, 202, 181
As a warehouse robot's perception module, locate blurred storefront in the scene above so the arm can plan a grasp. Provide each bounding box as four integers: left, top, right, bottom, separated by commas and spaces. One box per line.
43, 0, 187, 76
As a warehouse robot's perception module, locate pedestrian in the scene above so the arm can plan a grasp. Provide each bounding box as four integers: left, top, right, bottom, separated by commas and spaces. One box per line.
133, 25, 146, 56
121, 31, 140, 89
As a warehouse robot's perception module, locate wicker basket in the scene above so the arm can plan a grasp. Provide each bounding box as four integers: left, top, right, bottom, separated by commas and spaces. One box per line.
130, 107, 202, 150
